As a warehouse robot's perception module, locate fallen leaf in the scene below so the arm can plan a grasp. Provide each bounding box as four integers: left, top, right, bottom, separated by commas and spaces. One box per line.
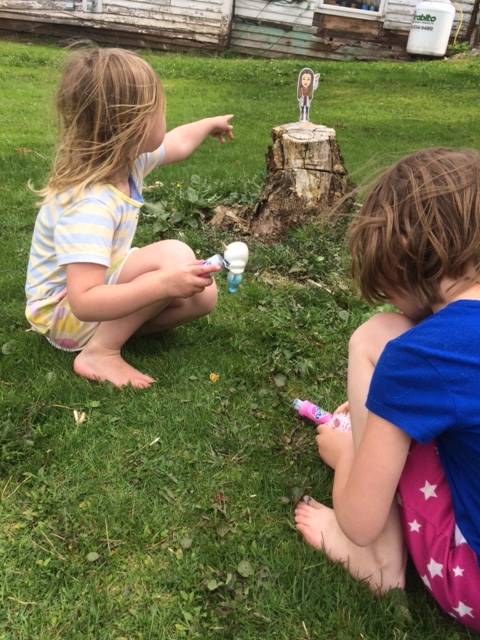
237, 559, 254, 578
206, 578, 220, 591
179, 536, 192, 550
1, 341, 17, 355
273, 374, 286, 388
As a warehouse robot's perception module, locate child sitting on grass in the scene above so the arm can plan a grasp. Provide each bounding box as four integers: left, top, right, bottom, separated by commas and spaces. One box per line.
25, 46, 233, 388
295, 148, 480, 632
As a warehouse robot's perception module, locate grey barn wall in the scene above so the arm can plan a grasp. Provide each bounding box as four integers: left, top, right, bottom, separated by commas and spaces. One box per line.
0, 0, 474, 60
0, 0, 234, 50
230, 0, 472, 61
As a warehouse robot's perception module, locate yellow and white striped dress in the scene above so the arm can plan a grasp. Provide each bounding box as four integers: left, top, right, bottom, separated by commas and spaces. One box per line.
25, 145, 165, 351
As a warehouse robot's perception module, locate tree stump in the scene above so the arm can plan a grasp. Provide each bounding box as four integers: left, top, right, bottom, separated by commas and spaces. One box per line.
249, 122, 350, 238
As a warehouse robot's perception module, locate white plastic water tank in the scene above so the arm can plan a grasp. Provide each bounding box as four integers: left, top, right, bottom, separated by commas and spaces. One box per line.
407, 0, 456, 56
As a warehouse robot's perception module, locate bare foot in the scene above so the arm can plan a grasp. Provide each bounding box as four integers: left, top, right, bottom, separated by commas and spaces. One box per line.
294, 497, 405, 593
74, 347, 156, 389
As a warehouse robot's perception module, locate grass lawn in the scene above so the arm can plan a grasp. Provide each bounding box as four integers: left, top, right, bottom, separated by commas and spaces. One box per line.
1, 38, 479, 639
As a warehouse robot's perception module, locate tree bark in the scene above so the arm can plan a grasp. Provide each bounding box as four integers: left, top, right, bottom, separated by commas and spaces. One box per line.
249, 122, 350, 238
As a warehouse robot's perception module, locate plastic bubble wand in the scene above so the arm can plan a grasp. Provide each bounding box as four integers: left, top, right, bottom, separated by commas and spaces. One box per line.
292, 398, 351, 431
203, 241, 249, 294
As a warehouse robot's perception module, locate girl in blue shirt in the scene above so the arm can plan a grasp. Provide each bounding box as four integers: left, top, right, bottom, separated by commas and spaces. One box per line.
295, 148, 480, 632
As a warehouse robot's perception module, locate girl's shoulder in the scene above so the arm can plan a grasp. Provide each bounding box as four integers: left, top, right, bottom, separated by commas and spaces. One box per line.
384, 301, 480, 376
42, 183, 121, 213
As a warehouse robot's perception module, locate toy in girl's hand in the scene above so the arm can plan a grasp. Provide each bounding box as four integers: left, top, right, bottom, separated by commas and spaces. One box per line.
203, 241, 249, 294
293, 398, 351, 431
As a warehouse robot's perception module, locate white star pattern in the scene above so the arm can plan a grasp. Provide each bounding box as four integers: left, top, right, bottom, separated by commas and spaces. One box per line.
420, 480, 438, 500
452, 601, 474, 618
421, 574, 432, 590
427, 558, 443, 578
408, 519, 421, 533
455, 524, 467, 546
452, 566, 464, 577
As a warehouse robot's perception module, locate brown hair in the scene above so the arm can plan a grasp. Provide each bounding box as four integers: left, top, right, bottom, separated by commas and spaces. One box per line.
349, 148, 480, 307
297, 68, 314, 99
37, 46, 164, 200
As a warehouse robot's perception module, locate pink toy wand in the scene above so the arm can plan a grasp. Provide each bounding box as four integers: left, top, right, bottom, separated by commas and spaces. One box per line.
292, 399, 351, 431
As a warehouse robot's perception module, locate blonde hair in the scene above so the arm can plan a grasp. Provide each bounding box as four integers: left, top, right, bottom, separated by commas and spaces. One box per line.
348, 148, 480, 307
38, 46, 164, 200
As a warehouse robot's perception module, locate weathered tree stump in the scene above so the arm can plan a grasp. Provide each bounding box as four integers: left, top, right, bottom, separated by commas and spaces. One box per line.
249, 122, 350, 238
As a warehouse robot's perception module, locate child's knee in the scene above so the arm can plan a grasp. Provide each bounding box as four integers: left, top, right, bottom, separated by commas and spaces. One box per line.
349, 312, 412, 358
199, 281, 218, 315
157, 239, 196, 263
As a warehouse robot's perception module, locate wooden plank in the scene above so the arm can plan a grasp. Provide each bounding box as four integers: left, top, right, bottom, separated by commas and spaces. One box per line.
231, 25, 341, 54
234, 0, 314, 27
231, 17, 410, 59
232, 20, 316, 42
235, 0, 312, 16
231, 42, 350, 60
0, 0, 230, 28
233, 21, 407, 52
107, 0, 224, 20
312, 32, 407, 51
0, 15, 225, 50
0, 0, 58, 8
172, 0, 224, 10
312, 11, 409, 44
0, 8, 219, 34
0, 0, 234, 38
0, 10, 222, 43
103, 5, 223, 28
231, 34, 406, 60
113, 0, 170, 6
313, 13, 382, 39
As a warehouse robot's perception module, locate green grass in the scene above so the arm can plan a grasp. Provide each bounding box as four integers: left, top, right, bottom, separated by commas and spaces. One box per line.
1, 38, 479, 639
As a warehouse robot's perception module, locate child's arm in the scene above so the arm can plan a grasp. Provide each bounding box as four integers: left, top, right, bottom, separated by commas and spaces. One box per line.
319, 413, 411, 546
66, 261, 219, 322
162, 115, 234, 165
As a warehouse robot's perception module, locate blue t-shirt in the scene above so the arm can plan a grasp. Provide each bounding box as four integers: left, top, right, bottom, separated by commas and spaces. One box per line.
367, 300, 480, 559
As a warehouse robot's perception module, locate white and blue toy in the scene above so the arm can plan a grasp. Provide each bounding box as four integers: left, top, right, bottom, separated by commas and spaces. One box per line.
204, 241, 249, 294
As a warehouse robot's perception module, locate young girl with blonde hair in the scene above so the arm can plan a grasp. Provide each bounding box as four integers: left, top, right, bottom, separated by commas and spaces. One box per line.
295, 148, 480, 632
26, 47, 233, 388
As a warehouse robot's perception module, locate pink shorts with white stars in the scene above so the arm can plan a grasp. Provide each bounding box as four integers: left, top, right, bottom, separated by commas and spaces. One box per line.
397, 441, 480, 632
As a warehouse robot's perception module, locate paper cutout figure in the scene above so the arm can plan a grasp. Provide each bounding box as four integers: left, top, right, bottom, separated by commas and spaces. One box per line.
297, 68, 320, 123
